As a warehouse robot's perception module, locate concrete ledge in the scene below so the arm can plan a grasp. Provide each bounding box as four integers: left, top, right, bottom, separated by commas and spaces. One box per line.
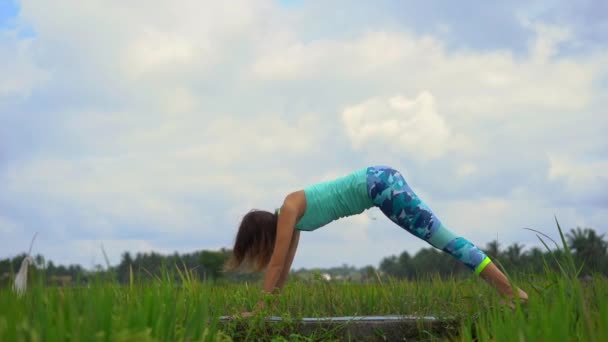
219, 315, 458, 341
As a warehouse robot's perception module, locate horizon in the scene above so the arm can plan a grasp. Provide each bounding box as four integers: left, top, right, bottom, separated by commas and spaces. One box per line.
2, 222, 601, 272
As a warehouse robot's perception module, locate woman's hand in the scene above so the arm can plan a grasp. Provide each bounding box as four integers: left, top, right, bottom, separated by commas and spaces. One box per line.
238, 311, 255, 318
227, 311, 255, 320
228, 300, 268, 320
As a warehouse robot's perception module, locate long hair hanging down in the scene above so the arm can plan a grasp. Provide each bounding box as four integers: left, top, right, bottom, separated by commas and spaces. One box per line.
224, 210, 278, 273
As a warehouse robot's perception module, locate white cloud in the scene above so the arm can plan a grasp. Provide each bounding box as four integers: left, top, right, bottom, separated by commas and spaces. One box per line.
253, 27, 596, 119
3, 111, 324, 240
125, 30, 198, 79
253, 31, 440, 80
548, 155, 608, 184
522, 20, 573, 62
163, 87, 199, 114
342, 91, 452, 160
0, 32, 49, 97
456, 163, 478, 177
548, 155, 608, 202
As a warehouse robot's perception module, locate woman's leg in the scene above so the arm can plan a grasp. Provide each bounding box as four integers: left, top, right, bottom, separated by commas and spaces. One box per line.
366, 166, 527, 301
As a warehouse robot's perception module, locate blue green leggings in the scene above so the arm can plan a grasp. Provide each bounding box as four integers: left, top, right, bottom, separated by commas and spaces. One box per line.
366, 165, 491, 275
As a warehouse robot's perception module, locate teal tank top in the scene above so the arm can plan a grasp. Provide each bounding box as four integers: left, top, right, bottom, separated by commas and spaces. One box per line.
294, 168, 373, 231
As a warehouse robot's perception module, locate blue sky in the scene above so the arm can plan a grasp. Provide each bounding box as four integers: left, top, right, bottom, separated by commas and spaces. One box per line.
0, 1, 18, 25
1, 0, 606, 270
0, 0, 34, 37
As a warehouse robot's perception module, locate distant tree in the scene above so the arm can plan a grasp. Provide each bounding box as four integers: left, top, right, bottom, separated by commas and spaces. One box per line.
46, 261, 55, 273
484, 240, 501, 259
523, 247, 546, 273
567, 227, 607, 274
379, 255, 402, 278
7, 226, 606, 285
361, 265, 376, 281
504, 243, 525, 268
198, 250, 228, 280
117, 252, 134, 283
0, 258, 11, 275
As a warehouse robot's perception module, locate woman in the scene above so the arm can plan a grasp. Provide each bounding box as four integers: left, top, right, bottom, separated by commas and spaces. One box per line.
226, 165, 528, 315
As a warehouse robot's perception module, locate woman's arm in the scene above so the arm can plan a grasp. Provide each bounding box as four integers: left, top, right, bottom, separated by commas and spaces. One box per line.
261, 194, 300, 294
276, 230, 300, 289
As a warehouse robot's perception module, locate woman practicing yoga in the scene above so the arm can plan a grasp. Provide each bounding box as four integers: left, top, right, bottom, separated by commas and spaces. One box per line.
226, 165, 528, 315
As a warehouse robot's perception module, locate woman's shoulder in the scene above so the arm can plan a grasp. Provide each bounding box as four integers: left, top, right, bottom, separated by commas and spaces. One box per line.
283, 190, 307, 217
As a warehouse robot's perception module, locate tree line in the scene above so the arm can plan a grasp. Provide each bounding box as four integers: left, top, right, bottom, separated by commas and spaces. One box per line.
1, 226, 606, 287
379, 227, 607, 279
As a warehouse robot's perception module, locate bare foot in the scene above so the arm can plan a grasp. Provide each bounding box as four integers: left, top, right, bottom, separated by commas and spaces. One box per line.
516, 288, 529, 304
499, 288, 528, 310
480, 262, 529, 304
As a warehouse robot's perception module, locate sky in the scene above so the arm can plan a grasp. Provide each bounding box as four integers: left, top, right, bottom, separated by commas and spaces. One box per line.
1, 0, 607, 270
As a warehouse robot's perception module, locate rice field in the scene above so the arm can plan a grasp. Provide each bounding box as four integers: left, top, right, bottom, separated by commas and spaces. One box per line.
2, 222, 606, 341
1, 268, 606, 341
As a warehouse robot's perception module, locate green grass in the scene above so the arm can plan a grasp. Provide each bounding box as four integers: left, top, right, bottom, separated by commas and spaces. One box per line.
2, 219, 607, 341
0, 272, 606, 341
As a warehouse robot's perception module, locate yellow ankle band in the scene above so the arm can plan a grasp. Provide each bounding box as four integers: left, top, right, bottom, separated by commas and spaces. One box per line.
474, 256, 492, 275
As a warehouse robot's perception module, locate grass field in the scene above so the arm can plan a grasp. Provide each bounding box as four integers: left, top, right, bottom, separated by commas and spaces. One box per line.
2, 223, 607, 341
1, 268, 606, 341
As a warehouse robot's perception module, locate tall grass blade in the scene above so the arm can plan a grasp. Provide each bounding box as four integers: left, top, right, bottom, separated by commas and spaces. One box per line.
535, 234, 568, 278
27, 232, 38, 256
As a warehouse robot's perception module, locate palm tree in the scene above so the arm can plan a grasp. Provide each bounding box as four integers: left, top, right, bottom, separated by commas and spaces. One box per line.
567, 227, 607, 274
505, 243, 525, 267
484, 240, 501, 259
525, 247, 545, 273
379, 255, 400, 278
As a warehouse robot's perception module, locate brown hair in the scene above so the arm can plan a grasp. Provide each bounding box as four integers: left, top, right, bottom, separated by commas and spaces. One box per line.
224, 209, 278, 273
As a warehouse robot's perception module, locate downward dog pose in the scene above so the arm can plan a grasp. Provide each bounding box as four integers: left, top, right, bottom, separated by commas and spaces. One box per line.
226, 165, 528, 315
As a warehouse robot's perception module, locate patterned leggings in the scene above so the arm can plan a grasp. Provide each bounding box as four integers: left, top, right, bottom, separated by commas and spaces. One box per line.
366, 165, 491, 274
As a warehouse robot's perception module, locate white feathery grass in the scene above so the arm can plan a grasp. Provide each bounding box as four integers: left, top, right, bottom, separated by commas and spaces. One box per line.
13, 256, 34, 295
13, 232, 38, 296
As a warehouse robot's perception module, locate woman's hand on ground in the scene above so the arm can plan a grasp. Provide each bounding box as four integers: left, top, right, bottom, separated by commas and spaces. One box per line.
227, 298, 275, 320
227, 311, 255, 320
238, 311, 255, 318
228, 301, 268, 319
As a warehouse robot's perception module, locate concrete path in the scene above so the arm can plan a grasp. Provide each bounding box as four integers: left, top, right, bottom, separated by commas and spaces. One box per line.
219, 315, 457, 340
